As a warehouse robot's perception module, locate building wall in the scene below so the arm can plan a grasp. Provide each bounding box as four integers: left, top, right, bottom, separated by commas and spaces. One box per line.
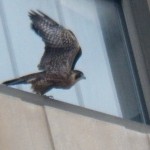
1, 0, 150, 122
0, 1, 150, 149
0, 85, 150, 150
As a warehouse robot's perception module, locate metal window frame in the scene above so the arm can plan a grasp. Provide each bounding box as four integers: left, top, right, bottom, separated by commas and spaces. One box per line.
96, 0, 150, 124
121, 0, 150, 122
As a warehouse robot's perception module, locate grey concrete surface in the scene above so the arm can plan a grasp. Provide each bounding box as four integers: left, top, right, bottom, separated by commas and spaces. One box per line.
0, 85, 149, 133
0, 93, 54, 150
0, 85, 150, 150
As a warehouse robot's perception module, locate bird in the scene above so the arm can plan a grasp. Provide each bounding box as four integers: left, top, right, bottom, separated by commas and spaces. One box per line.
2, 10, 85, 95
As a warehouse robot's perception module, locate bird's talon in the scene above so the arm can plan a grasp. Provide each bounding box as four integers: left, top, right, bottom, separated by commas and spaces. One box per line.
43, 95, 54, 99
48, 96, 54, 99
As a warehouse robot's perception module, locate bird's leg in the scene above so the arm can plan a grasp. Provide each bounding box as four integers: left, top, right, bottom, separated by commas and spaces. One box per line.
42, 95, 54, 100
48, 95, 54, 99
38, 63, 43, 70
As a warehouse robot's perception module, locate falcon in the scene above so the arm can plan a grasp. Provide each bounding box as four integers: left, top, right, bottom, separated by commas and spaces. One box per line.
3, 10, 85, 95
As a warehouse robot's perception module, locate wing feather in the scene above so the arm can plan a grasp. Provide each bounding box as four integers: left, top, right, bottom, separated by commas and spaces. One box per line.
29, 10, 81, 74
29, 10, 59, 27
29, 10, 64, 47
38, 45, 80, 73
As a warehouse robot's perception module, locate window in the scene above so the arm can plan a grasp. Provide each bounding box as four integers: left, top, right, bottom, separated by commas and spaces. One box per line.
0, 0, 149, 123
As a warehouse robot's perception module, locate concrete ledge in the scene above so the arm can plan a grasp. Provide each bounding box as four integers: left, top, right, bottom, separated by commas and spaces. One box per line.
0, 84, 150, 150
0, 85, 150, 133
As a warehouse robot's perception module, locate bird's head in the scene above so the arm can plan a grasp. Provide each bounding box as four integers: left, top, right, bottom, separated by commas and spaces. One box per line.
70, 70, 86, 85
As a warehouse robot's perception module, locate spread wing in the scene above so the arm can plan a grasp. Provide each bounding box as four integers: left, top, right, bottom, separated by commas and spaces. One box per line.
29, 10, 81, 73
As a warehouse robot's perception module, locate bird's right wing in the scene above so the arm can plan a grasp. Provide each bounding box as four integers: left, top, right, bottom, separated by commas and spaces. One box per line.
38, 45, 81, 73
38, 46, 66, 71
38, 45, 82, 71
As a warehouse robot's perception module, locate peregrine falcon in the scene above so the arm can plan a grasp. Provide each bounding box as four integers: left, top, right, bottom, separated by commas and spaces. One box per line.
3, 10, 85, 95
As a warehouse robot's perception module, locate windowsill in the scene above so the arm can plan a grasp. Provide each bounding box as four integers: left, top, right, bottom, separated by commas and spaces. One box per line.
0, 84, 149, 133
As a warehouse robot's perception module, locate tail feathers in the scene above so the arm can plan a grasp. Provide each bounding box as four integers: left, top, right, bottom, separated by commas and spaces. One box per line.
3, 78, 27, 85
2, 72, 44, 86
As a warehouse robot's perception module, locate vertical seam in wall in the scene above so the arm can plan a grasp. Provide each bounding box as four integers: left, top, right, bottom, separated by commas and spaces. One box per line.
147, 134, 150, 149
42, 106, 56, 150
0, 0, 22, 90
75, 83, 85, 107
0, 0, 19, 77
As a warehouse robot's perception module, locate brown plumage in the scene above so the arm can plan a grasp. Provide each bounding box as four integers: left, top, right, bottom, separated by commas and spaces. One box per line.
2, 10, 85, 95
29, 10, 81, 73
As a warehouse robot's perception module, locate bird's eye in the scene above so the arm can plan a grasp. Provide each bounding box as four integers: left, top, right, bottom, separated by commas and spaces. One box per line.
75, 73, 81, 79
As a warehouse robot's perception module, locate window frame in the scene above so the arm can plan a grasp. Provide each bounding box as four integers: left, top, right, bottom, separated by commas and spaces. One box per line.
95, 0, 150, 123
121, 0, 150, 123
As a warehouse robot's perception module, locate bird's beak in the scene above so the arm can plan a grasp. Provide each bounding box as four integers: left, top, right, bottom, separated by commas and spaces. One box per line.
82, 75, 86, 80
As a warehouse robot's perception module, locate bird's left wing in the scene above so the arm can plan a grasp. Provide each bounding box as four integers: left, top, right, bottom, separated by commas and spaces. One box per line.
29, 10, 81, 74
29, 10, 69, 48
